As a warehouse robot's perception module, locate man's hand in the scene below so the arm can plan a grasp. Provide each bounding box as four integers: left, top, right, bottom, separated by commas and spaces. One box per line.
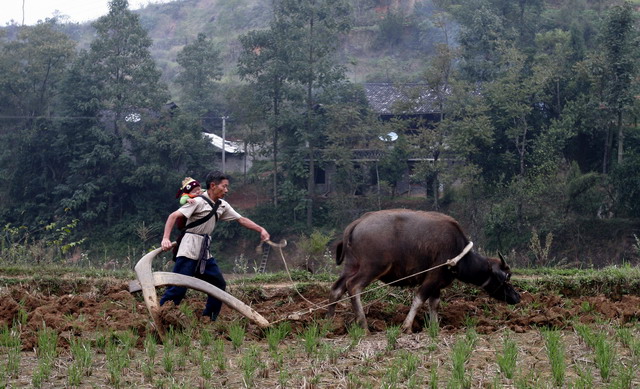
260, 228, 270, 242
161, 238, 174, 251
161, 210, 183, 251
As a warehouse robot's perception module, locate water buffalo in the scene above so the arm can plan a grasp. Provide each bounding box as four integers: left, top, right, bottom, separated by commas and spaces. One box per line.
327, 209, 521, 332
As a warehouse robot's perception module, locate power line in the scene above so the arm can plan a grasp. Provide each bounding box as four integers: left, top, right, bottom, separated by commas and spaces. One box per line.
0, 115, 98, 120
0, 115, 235, 120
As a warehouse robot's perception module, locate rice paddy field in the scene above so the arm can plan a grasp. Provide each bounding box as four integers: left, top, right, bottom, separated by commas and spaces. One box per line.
0, 264, 639, 388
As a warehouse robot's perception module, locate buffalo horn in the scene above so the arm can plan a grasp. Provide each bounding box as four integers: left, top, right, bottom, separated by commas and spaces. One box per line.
498, 251, 508, 267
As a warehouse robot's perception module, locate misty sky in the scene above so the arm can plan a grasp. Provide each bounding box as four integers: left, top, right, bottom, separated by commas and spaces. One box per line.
3, 0, 172, 26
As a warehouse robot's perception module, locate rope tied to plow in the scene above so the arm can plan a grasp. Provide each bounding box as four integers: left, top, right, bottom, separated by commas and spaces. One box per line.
266, 240, 474, 324
262, 239, 323, 309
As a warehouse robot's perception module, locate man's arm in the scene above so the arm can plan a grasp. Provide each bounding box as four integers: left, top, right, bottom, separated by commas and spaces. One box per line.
237, 217, 270, 242
161, 210, 184, 251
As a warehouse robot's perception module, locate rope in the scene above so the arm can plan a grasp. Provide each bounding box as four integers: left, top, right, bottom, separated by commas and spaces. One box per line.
267, 241, 474, 325
269, 240, 324, 309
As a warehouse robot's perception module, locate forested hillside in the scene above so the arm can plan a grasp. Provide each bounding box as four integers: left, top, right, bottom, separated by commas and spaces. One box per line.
133, 0, 445, 87
1, 0, 639, 268
50, 0, 445, 89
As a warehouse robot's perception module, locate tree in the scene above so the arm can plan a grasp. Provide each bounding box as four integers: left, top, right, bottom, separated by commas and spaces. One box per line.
0, 21, 76, 227
55, 49, 125, 227
446, 0, 511, 82
532, 29, 574, 118
85, 0, 169, 225
57, 53, 215, 243
238, 0, 352, 227
88, 0, 169, 138
238, 28, 292, 207
378, 127, 410, 197
485, 43, 544, 177
321, 83, 380, 197
175, 33, 223, 117
273, 0, 352, 226
0, 21, 75, 122
413, 41, 455, 209
600, 3, 637, 169
442, 80, 495, 189
224, 84, 272, 181
611, 153, 640, 218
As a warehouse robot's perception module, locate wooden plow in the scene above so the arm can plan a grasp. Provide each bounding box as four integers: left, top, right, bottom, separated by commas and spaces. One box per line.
129, 243, 278, 338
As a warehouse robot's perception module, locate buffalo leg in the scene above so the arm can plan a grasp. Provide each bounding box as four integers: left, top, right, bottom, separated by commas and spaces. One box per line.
403, 282, 443, 332
348, 286, 367, 329
402, 295, 425, 333
403, 296, 440, 333
326, 273, 348, 317
426, 296, 440, 323
344, 277, 370, 329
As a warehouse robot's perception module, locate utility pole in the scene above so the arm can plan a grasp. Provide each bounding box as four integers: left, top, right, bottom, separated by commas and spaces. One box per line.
221, 116, 228, 173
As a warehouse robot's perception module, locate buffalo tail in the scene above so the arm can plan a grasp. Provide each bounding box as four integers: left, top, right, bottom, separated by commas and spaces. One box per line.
335, 241, 344, 265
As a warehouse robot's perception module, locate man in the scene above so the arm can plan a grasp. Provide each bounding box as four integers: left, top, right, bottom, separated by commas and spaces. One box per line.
160, 170, 270, 321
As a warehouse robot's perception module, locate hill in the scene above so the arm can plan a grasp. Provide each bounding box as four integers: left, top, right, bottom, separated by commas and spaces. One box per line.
58, 0, 444, 93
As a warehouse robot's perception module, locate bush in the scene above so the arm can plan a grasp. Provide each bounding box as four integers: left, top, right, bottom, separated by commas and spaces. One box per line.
611, 154, 640, 217
375, 12, 407, 49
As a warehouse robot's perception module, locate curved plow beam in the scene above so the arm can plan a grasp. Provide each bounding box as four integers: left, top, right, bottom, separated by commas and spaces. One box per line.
131, 246, 270, 338
134, 247, 166, 337
137, 272, 270, 328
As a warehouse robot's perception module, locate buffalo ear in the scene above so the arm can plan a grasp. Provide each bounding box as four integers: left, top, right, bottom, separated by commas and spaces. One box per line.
492, 264, 508, 283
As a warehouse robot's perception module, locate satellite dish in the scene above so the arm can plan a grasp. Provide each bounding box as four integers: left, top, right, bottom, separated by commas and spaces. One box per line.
379, 131, 398, 142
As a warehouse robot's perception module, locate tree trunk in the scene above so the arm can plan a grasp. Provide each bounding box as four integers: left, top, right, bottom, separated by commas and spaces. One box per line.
272, 86, 279, 206
617, 110, 624, 165
603, 124, 613, 174
432, 174, 439, 210
273, 128, 278, 206
307, 148, 314, 228
556, 79, 561, 115
375, 161, 381, 210
107, 191, 113, 228
306, 10, 315, 228
518, 115, 528, 176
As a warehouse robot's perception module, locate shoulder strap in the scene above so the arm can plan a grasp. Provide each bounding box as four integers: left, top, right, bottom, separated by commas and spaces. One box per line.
183, 196, 221, 231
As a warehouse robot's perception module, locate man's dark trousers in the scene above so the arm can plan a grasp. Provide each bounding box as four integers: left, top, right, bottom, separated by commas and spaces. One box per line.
160, 256, 226, 320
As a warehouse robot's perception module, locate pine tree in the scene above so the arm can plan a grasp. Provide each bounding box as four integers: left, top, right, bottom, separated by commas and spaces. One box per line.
72, 0, 170, 227
88, 0, 169, 137
175, 33, 223, 118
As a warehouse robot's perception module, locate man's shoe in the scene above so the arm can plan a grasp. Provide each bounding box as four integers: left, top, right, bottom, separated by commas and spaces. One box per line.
202, 311, 218, 322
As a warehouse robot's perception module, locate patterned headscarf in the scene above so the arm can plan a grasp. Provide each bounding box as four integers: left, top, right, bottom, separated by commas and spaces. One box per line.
175, 177, 200, 198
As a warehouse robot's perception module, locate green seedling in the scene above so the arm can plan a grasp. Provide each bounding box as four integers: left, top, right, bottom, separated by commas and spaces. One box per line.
228, 322, 246, 351
347, 322, 366, 348
300, 322, 322, 357
542, 328, 565, 387
385, 325, 401, 351
497, 334, 518, 379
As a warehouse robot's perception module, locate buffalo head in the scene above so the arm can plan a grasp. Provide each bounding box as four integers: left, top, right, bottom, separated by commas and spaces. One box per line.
483, 254, 520, 304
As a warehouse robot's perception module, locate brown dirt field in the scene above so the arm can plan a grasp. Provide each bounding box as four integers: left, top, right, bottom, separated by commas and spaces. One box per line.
2, 278, 638, 343
0, 275, 638, 387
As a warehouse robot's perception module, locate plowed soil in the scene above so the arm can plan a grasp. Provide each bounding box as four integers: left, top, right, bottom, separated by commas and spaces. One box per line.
1, 277, 639, 341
